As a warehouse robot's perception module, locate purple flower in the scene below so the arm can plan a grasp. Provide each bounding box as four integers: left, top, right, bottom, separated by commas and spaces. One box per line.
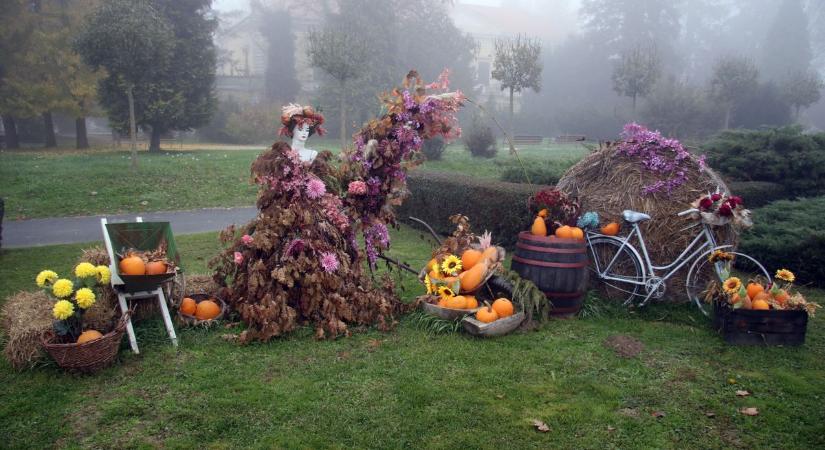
233, 251, 244, 265
284, 238, 305, 257
305, 177, 326, 199
402, 90, 415, 110
347, 180, 367, 196
319, 252, 339, 273
241, 234, 254, 246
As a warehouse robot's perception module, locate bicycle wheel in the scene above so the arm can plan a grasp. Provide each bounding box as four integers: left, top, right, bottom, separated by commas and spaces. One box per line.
686, 250, 772, 316
587, 237, 643, 305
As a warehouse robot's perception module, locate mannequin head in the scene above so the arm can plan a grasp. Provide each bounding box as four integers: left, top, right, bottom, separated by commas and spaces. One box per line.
279, 103, 325, 139
292, 122, 311, 143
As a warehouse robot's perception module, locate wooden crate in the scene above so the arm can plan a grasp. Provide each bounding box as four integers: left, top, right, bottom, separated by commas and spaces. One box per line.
712, 301, 808, 346
462, 311, 525, 337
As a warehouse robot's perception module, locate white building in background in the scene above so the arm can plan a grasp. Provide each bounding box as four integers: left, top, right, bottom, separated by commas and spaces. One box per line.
213, 0, 575, 107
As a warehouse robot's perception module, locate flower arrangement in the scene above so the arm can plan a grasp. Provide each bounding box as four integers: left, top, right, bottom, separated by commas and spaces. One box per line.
690, 191, 752, 229
615, 123, 706, 196
712, 260, 820, 315
278, 103, 326, 137
35, 263, 111, 343
527, 188, 581, 233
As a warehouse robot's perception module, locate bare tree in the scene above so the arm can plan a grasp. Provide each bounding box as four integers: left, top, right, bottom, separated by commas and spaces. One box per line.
612, 43, 661, 114
781, 69, 824, 119
307, 24, 368, 149
491, 34, 542, 138
709, 56, 759, 129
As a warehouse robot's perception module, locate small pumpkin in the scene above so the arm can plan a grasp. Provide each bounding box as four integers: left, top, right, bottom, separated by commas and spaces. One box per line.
570, 227, 584, 241
492, 298, 514, 318
746, 282, 764, 300
195, 300, 221, 320
600, 222, 620, 236
772, 288, 790, 306
119, 254, 145, 275
461, 249, 483, 271
437, 297, 449, 307
145, 260, 168, 275
459, 261, 487, 292
555, 225, 573, 239
180, 297, 197, 316
530, 216, 547, 237
76, 329, 103, 344
445, 295, 468, 309
475, 301, 499, 323
464, 296, 478, 309
752, 298, 770, 310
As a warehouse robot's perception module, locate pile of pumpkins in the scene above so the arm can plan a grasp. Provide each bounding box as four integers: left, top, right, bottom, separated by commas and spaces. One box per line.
729, 282, 789, 311
427, 245, 499, 303
475, 298, 514, 323
118, 252, 169, 276
180, 297, 222, 320
530, 209, 621, 239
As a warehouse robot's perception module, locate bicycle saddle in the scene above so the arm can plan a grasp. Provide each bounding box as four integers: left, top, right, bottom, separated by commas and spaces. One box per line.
622, 210, 651, 223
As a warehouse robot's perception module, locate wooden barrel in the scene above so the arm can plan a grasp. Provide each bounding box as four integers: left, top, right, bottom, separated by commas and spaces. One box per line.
510, 231, 589, 318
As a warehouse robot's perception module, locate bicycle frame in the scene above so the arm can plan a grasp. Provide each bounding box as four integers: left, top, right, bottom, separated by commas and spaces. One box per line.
587, 221, 727, 303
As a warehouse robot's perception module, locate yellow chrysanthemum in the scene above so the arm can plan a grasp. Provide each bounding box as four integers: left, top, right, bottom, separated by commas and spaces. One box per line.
75, 288, 96, 309
36, 270, 58, 288
74, 262, 98, 279
424, 275, 433, 295
723, 277, 742, 295
51, 279, 74, 298
437, 286, 455, 299
96, 265, 111, 284
776, 269, 795, 283
52, 300, 74, 320
441, 255, 462, 275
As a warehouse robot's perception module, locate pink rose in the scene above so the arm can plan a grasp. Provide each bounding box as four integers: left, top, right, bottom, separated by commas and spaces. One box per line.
233, 251, 244, 265
241, 234, 253, 245
347, 180, 367, 196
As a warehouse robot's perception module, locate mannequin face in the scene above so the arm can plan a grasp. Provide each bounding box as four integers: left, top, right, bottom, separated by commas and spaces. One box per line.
293, 123, 311, 143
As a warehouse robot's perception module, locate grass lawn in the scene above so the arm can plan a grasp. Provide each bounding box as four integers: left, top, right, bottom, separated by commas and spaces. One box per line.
0, 140, 588, 220
1, 225, 824, 449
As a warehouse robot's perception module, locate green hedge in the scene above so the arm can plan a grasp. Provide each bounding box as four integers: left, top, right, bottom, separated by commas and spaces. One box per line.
499, 159, 576, 186
739, 196, 825, 287
398, 171, 550, 246
728, 181, 787, 208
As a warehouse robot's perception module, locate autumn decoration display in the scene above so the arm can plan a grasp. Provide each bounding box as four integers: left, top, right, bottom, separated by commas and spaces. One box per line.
527, 188, 581, 237
35, 263, 111, 343
116, 244, 174, 276
689, 192, 753, 229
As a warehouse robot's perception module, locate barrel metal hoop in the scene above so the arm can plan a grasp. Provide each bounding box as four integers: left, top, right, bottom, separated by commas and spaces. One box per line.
512, 255, 588, 269
516, 241, 586, 254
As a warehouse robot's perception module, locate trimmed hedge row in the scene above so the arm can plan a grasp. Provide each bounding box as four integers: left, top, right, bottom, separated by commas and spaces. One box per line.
398, 171, 550, 246
739, 196, 825, 287
728, 181, 788, 208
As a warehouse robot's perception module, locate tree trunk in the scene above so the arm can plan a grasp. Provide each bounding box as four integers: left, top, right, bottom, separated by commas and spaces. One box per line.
149, 126, 162, 153
43, 111, 57, 148
340, 80, 347, 151
127, 85, 138, 170
75, 117, 89, 149
2, 115, 20, 149
509, 87, 515, 139
723, 105, 731, 130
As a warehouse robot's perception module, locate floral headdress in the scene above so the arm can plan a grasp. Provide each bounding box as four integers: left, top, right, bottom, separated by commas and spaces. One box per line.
279, 103, 326, 138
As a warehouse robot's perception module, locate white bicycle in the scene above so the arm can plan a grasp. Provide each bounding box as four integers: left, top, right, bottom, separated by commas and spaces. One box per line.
585, 208, 771, 316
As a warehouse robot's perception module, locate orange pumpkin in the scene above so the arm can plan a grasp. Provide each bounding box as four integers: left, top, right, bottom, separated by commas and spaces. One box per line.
752, 298, 770, 310
555, 225, 573, 239
461, 249, 483, 271
464, 296, 478, 309
538, 208, 548, 218
475, 302, 499, 323
459, 262, 487, 292
76, 329, 103, 344
746, 282, 764, 300
570, 227, 584, 241
492, 298, 514, 318
438, 297, 449, 307
445, 295, 468, 309
119, 254, 145, 275
600, 222, 620, 236
481, 246, 498, 263
530, 216, 547, 237
772, 288, 790, 306
145, 260, 168, 275
195, 300, 221, 320
180, 297, 197, 316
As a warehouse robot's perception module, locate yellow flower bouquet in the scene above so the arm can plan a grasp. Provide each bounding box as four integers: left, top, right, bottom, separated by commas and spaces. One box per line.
35, 263, 111, 343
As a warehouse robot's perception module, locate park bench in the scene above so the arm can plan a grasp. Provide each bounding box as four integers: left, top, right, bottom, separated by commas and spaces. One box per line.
555, 134, 587, 143
510, 135, 544, 145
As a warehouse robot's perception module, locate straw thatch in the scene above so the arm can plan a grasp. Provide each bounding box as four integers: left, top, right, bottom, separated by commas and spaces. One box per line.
556, 143, 736, 301
1, 291, 53, 370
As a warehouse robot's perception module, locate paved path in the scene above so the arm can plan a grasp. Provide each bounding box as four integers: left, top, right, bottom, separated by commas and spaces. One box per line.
2, 207, 257, 248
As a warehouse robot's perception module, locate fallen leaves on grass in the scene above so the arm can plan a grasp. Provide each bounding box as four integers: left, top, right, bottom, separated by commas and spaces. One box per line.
651, 411, 666, 418
603, 335, 644, 358
736, 390, 751, 397
739, 407, 759, 416
532, 420, 550, 432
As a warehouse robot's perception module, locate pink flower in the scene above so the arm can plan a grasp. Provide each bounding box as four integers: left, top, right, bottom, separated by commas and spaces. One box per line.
284, 238, 305, 257
348, 180, 367, 196
711, 193, 722, 202
699, 197, 713, 210
233, 251, 244, 265
718, 203, 733, 217
728, 196, 743, 207
319, 252, 339, 273
241, 234, 253, 245
305, 177, 326, 199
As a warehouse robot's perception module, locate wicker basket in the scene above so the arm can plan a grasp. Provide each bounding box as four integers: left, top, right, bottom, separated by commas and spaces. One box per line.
177, 293, 226, 327
41, 313, 129, 374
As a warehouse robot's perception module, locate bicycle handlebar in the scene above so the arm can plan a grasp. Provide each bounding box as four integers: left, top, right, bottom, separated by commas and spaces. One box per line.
677, 208, 699, 217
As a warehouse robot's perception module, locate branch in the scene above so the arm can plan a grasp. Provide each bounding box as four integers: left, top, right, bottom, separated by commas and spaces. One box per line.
378, 253, 419, 275
408, 216, 442, 245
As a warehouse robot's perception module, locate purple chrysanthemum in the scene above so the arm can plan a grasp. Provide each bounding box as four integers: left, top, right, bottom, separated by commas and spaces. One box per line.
319, 251, 339, 273
284, 238, 305, 257
305, 177, 326, 199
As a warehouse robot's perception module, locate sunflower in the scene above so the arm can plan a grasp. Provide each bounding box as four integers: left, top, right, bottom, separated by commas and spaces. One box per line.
424, 275, 433, 295
437, 286, 455, 299
723, 277, 742, 295
430, 261, 441, 277
775, 269, 795, 283
708, 250, 734, 263
441, 255, 462, 275
36, 270, 58, 288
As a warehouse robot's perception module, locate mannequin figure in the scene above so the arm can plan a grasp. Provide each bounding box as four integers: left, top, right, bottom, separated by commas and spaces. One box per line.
279, 103, 326, 163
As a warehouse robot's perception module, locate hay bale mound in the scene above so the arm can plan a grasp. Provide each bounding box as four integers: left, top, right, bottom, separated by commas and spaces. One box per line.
184, 274, 220, 298
1, 291, 53, 370
556, 143, 736, 301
